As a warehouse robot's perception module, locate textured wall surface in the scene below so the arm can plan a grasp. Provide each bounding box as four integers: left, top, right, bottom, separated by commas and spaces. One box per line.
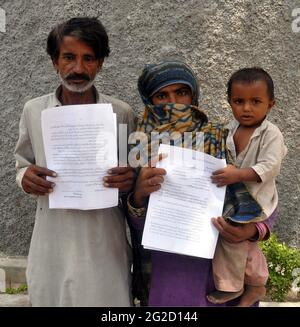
0, 0, 299, 255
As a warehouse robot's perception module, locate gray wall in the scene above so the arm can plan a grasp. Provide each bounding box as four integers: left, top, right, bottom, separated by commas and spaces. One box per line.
0, 0, 299, 255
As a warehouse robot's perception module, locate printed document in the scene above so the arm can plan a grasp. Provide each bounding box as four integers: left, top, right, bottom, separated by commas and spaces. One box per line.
142, 144, 226, 258
41, 104, 118, 210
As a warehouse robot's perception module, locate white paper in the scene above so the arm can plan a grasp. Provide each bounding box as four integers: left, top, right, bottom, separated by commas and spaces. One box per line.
41, 104, 118, 210
142, 144, 227, 259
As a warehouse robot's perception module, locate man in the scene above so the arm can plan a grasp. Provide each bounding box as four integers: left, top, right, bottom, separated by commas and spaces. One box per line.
14, 17, 136, 306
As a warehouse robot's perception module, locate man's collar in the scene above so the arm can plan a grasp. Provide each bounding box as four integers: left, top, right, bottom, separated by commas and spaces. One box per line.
54, 85, 100, 106
54, 86, 63, 106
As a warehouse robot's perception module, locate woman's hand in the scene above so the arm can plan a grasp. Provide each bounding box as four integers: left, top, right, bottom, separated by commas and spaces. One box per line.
212, 217, 257, 243
133, 166, 167, 208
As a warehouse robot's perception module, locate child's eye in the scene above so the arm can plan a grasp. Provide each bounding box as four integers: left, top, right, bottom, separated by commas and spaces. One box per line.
233, 99, 243, 104
253, 99, 261, 104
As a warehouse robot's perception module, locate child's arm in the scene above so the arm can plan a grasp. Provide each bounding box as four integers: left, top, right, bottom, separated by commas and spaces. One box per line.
212, 125, 287, 187
250, 127, 287, 183
211, 164, 261, 187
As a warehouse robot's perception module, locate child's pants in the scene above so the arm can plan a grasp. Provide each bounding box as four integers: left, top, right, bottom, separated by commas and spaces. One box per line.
212, 237, 268, 292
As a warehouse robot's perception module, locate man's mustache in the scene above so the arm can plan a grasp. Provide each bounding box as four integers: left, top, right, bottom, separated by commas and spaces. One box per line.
65, 73, 90, 81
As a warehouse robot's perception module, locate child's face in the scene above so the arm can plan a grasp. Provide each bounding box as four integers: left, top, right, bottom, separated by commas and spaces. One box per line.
229, 80, 275, 127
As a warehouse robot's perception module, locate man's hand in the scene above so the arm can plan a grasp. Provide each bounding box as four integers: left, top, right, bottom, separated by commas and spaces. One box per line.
212, 217, 257, 243
103, 167, 135, 193
22, 165, 57, 195
211, 164, 241, 187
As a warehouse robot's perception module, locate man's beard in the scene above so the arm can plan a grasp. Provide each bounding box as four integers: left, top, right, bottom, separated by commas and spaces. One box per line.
58, 72, 96, 93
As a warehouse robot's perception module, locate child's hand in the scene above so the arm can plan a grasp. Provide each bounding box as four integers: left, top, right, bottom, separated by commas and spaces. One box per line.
211, 164, 241, 187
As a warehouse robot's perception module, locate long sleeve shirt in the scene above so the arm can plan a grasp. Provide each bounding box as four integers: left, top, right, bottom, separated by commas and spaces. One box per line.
15, 86, 136, 306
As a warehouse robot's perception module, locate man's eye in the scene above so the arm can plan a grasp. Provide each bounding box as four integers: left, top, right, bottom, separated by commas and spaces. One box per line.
63, 55, 74, 61
84, 56, 95, 62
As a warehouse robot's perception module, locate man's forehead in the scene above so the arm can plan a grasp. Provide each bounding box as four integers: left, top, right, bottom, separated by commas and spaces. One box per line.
59, 35, 95, 54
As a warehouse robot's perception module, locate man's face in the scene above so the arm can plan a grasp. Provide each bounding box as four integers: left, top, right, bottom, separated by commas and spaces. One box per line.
54, 36, 103, 93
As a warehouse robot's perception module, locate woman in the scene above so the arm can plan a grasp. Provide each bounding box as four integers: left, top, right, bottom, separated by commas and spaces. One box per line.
126, 59, 276, 306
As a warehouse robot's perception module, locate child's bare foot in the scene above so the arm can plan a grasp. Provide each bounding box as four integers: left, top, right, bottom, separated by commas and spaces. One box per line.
236, 285, 266, 307
207, 289, 244, 304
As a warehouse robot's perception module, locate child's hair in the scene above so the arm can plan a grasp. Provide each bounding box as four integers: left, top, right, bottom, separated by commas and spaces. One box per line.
227, 67, 274, 101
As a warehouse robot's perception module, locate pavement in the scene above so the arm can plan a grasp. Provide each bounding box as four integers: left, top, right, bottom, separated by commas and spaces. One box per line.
0, 294, 30, 307
1, 255, 299, 307
0, 293, 299, 307
260, 301, 300, 307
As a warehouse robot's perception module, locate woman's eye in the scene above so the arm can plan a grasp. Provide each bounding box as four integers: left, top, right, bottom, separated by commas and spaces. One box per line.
177, 89, 190, 96
156, 93, 166, 99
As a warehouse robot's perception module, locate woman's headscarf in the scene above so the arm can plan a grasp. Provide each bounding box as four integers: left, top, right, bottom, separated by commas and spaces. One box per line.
138, 59, 200, 106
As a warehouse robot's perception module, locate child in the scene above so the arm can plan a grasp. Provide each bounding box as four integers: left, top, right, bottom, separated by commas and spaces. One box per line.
207, 67, 287, 306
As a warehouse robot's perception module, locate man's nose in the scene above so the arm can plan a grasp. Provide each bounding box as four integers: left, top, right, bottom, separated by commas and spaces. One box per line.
73, 58, 85, 73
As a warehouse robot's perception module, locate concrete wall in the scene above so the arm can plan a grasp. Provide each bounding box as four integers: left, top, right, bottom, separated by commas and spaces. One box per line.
0, 0, 299, 255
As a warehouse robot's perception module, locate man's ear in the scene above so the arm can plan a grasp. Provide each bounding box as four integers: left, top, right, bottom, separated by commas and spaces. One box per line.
52, 58, 59, 73
97, 59, 104, 73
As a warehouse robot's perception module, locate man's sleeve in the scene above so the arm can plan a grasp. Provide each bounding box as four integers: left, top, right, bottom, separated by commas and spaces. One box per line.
14, 105, 35, 191
126, 106, 138, 135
